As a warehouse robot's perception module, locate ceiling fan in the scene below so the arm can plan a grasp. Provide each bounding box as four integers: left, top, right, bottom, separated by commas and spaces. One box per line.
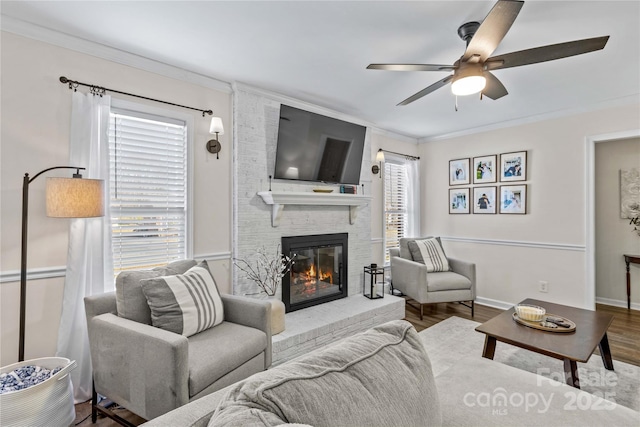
367, 0, 609, 106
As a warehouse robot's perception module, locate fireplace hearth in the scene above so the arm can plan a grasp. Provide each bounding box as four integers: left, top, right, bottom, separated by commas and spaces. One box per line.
282, 233, 348, 312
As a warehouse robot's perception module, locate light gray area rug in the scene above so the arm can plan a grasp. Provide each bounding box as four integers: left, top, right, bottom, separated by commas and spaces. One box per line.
418, 316, 640, 412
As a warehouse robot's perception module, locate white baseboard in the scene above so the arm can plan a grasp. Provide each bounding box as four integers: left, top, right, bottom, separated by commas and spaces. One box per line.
595, 296, 640, 311
474, 296, 514, 311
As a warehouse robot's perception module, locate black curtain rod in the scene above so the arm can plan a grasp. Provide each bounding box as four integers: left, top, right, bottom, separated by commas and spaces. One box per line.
380, 149, 420, 161
59, 76, 213, 117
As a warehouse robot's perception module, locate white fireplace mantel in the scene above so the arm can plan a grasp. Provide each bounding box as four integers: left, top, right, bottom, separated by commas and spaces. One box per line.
257, 191, 371, 227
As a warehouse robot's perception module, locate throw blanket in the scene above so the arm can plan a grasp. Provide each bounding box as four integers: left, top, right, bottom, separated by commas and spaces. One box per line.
0, 365, 62, 394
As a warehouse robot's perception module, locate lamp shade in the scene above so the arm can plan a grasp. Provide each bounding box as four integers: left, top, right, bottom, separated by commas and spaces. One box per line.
209, 117, 224, 135
375, 149, 385, 163
46, 177, 105, 218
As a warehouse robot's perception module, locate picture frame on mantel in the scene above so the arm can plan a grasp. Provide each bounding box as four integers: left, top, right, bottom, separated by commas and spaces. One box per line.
500, 151, 527, 182
449, 188, 470, 214
499, 185, 527, 214
449, 158, 470, 186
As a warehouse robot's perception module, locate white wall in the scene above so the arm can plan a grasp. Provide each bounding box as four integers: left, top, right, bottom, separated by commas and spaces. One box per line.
0, 33, 233, 365
595, 137, 640, 307
419, 104, 640, 310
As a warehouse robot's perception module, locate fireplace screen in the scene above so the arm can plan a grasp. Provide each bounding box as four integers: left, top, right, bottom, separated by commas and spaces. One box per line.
282, 233, 348, 312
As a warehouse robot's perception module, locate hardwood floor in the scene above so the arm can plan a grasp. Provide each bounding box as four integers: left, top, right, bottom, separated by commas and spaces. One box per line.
74, 300, 639, 426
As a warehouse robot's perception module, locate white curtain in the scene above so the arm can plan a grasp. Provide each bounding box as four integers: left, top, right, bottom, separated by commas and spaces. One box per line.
56, 92, 114, 403
405, 157, 421, 237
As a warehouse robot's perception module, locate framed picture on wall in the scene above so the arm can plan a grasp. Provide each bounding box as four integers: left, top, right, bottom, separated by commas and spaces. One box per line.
449, 188, 470, 214
473, 186, 497, 214
449, 158, 470, 185
499, 185, 527, 214
473, 155, 497, 184
500, 151, 527, 182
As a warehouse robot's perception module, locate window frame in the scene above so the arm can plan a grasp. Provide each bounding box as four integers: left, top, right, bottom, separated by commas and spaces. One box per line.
109, 98, 195, 270
383, 156, 409, 264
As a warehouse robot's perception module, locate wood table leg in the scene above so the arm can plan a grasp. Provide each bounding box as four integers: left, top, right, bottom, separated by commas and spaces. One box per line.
563, 359, 580, 389
626, 259, 631, 310
482, 335, 496, 359
598, 332, 615, 371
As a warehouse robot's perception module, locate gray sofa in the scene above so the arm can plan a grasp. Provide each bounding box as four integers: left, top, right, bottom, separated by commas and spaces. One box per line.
142, 320, 639, 427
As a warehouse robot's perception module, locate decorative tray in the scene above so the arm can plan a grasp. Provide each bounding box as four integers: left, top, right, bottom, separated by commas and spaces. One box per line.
512, 312, 576, 333
312, 189, 334, 193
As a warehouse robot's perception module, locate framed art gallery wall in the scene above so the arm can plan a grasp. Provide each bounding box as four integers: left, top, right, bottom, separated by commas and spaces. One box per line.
417, 102, 640, 310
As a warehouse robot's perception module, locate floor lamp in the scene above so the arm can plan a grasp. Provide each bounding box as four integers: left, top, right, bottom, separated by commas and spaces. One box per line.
20, 166, 104, 362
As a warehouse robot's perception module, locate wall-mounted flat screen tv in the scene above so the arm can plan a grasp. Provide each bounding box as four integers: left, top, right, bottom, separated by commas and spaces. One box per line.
274, 104, 366, 186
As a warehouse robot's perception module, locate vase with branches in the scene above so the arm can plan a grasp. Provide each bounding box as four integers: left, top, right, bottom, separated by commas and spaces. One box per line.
234, 245, 295, 297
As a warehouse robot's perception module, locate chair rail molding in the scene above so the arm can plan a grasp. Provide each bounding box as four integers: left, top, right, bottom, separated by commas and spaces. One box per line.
441, 236, 585, 252
0, 251, 232, 283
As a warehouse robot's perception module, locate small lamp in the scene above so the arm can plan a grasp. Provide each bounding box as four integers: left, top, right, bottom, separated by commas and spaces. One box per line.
19, 166, 104, 361
206, 117, 224, 159
372, 149, 385, 178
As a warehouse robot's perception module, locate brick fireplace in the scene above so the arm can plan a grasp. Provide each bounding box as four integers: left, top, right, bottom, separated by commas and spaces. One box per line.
233, 86, 372, 302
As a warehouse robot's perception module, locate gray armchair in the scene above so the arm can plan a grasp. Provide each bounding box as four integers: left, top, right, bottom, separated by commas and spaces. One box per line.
84, 291, 272, 423
390, 237, 476, 320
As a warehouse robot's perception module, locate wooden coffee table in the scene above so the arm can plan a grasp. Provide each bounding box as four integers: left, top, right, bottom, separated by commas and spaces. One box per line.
475, 298, 614, 389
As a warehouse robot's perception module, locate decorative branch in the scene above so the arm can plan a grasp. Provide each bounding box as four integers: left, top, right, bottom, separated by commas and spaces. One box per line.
234, 245, 295, 296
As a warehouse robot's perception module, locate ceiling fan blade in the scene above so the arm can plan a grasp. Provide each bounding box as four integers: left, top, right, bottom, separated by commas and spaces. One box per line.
367, 64, 455, 72
485, 36, 609, 70
482, 71, 508, 100
397, 75, 453, 106
463, 0, 524, 62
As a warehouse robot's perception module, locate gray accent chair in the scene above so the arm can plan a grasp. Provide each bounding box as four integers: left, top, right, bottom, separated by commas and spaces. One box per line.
390, 236, 476, 319
84, 292, 272, 423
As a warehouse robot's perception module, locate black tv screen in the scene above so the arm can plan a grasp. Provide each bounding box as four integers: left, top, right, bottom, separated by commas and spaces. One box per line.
274, 105, 366, 185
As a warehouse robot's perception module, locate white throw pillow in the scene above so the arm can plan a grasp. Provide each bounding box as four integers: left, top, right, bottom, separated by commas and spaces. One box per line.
408, 237, 450, 272
141, 260, 224, 337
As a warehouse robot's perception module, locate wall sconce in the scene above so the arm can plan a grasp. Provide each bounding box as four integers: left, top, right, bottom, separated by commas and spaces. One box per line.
206, 117, 224, 159
372, 149, 385, 178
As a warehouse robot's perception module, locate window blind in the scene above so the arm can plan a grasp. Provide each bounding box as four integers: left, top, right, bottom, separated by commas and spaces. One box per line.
108, 110, 188, 273
384, 161, 408, 263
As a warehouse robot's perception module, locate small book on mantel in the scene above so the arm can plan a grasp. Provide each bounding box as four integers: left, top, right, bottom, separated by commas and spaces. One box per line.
340, 185, 357, 194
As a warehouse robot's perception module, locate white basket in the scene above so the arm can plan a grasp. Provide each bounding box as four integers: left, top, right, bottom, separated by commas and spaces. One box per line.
1, 357, 77, 427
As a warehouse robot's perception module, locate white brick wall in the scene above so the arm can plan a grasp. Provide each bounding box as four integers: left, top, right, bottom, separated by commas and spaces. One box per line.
233, 88, 372, 299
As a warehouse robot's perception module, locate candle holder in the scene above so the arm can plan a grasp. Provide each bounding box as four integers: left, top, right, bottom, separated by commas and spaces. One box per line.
364, 264, 385, 299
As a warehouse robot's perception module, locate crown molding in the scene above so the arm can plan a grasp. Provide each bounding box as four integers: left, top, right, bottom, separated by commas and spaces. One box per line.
419, 93, 640, 143
1, 15, 233, 94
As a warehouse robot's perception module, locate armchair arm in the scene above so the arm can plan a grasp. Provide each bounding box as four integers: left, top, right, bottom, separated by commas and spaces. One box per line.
84, 291, 117, 320
448, 258, 476, 298
390, 256, 430, 303
221, 294, 272, 368
88, 313, 189, 420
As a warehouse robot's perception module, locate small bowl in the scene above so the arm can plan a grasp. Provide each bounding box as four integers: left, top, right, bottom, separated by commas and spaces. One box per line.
515, 304, 546, 322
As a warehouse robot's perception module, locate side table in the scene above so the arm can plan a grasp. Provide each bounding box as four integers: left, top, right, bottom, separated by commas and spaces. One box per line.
623, 254, 640, 310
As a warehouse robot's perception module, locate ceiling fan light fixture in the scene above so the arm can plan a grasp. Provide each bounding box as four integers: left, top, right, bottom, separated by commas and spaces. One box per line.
451, 63, 487, 96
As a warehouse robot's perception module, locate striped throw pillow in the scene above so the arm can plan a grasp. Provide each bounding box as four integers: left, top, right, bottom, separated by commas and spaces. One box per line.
407, 238, 450, 272
141, 260, 224, 337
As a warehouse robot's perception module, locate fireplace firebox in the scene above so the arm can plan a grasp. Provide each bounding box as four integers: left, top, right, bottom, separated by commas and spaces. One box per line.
282, 233, 348, 313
